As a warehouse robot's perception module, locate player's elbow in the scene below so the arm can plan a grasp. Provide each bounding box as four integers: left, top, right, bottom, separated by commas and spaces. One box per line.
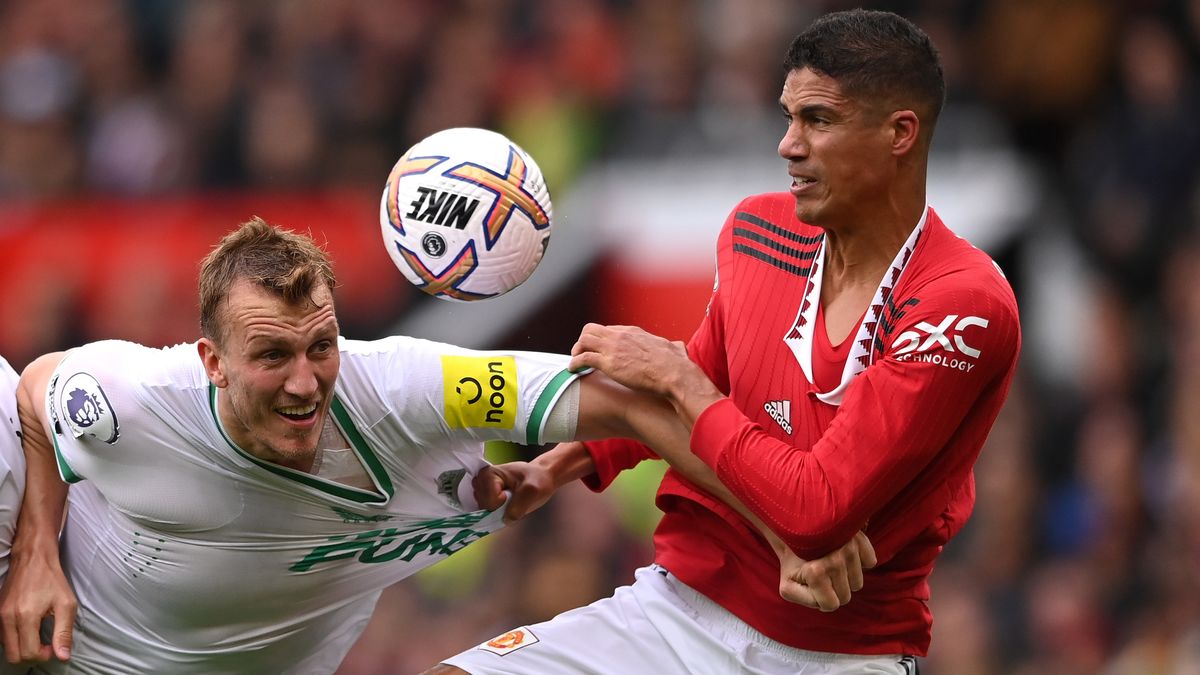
17, 352, 66, 425
774, 514, 863, 560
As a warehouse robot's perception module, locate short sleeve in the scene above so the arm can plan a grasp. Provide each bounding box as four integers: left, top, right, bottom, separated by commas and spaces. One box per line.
340, 337, 589, 448
45, 340, 150, 483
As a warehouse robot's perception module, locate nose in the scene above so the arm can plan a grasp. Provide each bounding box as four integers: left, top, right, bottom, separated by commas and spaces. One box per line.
283, 356, 319, 398
778, 123, 807, 161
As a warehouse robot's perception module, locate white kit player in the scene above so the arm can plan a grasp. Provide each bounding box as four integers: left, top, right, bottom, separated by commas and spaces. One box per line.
2, 219, 610, 675
3, 219, 868, 674
30, 337, 582, 674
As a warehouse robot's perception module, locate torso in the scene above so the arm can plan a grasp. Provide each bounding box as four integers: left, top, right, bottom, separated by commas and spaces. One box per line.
652, 192, 1018, 656
46, 337, 583, 674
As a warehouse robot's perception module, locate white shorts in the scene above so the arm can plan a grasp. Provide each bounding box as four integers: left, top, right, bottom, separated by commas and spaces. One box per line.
442, 565, 919, 674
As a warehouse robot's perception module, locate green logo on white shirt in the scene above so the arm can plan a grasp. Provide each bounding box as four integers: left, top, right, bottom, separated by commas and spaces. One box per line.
331, 506, 394, 524
290, 511, 491, 572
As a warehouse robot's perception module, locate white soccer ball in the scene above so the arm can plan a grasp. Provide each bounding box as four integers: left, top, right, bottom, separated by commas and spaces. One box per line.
379, 127, 553, 301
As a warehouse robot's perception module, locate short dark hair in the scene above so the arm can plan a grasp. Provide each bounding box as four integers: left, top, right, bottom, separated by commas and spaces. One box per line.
199, 217, 337, 343
785, 9, 945, 132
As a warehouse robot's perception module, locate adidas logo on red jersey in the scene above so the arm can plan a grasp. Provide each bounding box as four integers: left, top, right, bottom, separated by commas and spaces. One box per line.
763, 400, 792, 435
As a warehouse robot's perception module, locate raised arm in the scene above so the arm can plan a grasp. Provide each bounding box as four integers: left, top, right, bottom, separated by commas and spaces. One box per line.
0, 352, 76, 664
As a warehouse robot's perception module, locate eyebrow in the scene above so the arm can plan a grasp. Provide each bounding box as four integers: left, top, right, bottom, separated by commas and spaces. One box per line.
779, 101, 839, 117
244, 334, 287, 348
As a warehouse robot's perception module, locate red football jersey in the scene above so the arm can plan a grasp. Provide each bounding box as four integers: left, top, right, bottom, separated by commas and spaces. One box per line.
583, 193, 1021, 656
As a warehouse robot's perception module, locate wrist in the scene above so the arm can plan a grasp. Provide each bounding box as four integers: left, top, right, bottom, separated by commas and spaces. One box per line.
11, 531, 63, 569
532, 441, 596, 488
665, 369, 724, 427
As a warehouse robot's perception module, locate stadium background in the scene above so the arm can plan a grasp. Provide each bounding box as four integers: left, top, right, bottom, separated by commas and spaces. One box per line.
0, 0, 1196, 672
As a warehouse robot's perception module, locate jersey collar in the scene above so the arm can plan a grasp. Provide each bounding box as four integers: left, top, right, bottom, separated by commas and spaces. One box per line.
207, 384, 395, 504
783, 205, 929, 405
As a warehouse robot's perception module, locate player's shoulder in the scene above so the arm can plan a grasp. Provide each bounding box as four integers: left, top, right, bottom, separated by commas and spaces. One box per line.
334, 335, 440, 405
339, 334, 522, 364
66, 338, 188, 364
337, 334, 440, 372
62, 340, 204, 386
717, 192, 823, 265
907, 211, 1018, 314
52, 341, 207, 442
882, 212, 1020, 370
724, 192, 821, 235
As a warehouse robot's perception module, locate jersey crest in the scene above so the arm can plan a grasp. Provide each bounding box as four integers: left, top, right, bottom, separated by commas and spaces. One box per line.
478, 627, 540, 656
436, 468, 468, 508
56, 372, 120, 443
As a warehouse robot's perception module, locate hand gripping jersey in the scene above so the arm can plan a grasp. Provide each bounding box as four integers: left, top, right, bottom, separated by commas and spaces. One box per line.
584, 195, 1021, 656
44, 337, 584, 674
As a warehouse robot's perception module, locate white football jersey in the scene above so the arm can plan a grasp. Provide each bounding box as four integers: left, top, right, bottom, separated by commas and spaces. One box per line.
42, 337, 584, 674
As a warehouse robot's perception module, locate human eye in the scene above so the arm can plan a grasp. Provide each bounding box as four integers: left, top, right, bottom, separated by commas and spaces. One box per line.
798, 105, 835, 128
805, 112, 830, 127
260, 349, 285, 363
311, 340, 335, 357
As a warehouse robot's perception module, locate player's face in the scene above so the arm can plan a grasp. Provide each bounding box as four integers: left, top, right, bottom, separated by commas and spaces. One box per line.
202, 279, 340, 470
777, 68, 897, 229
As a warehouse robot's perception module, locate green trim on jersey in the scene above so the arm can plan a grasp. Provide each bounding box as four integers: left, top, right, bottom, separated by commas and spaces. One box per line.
330, 398, 394, 497
50, 432, 83, 484
208, 384, 393, 504
525, 367, 588, 446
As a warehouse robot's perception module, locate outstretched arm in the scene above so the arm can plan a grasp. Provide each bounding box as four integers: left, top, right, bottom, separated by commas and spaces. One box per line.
0, 352, 76, 664
478, 372, 876, 611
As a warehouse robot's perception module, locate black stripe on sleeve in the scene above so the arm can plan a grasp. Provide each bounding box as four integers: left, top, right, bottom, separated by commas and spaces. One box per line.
732, 244, 811, 276
734, 211, 823, 245
732, 227, 819, 261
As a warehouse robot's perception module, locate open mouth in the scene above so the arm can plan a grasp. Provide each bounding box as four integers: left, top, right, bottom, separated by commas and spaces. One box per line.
276, 404, 317, 421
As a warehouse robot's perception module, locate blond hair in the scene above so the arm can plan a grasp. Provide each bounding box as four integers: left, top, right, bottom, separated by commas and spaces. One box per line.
198, 217, 336, 343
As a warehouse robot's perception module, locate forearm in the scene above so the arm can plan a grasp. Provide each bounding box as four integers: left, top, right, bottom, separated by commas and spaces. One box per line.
12, 353, 68, 565
529, 440, 596, 489
620, 394, 790, 555
576, 374, 790, 554
661, 365, 725, 431
690, 362, 991, 559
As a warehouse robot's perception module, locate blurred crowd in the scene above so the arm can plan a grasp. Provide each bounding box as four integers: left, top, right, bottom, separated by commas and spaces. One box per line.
4, 0, 1200, 673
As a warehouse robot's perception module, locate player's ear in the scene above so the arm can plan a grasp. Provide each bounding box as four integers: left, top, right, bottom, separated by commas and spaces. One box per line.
197, 338, 228, 388
889, 109, 920, 156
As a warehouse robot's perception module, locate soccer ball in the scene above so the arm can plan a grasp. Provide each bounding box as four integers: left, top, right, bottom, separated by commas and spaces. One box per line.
379, 127, 553, 301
